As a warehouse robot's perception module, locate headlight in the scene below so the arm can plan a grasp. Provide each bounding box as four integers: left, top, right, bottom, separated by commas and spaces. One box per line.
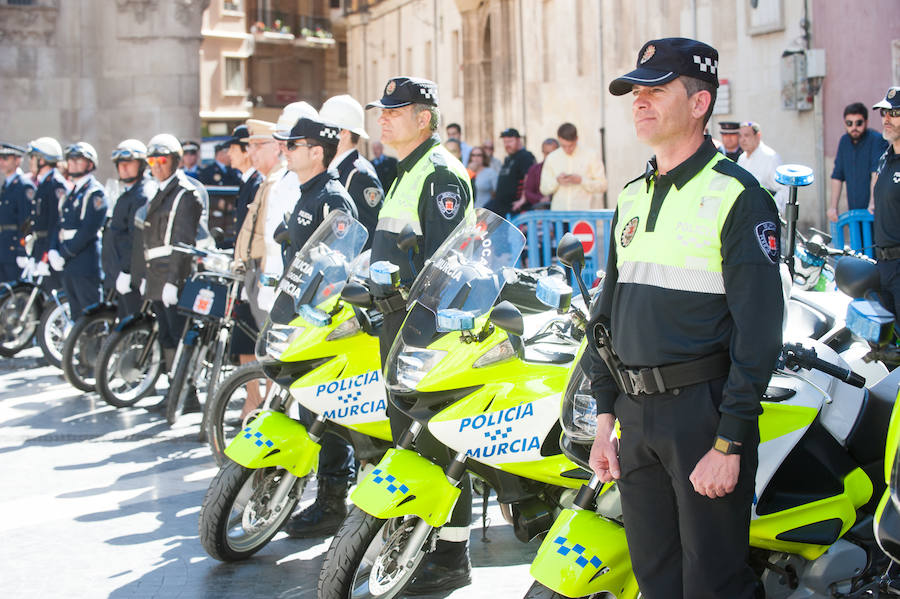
202, 252, 231, 273
326, 317, 360, 341
385, 342, 447, 393
473, 338, 517, 368
265, 324, 306, 359
560, 364, 597, 443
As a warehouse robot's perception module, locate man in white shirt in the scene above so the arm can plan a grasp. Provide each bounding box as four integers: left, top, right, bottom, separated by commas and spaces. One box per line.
737, 121, 787, 212
539, 122, 608, 210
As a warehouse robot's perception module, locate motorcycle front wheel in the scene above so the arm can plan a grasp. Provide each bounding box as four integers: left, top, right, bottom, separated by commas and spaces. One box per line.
0, 287, 40, 357
95, 321, 163, 408
62, 310, 116, 392
523, 581, 615, 599
37, 299, 71, 368
198, 461, 303, 562
318, 508, 429, 599
204, 361, 269, 465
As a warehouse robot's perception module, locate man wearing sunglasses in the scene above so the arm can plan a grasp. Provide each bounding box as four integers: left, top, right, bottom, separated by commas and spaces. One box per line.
872, 87, 900, 317
49, 142, 106, 319
828, 102, 888, 222
273, 116, 356, 263
140, 134, 203, 398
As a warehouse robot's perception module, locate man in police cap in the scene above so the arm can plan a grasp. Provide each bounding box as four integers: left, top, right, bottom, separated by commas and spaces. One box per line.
718, 121, 742, 161
181, 141, 201, 180
586, 38, 783, 599
104, 139, 154, 319
225, 124, 263, 248
25, 138, 69, 289
872, 86, 900, 317
50, 143, 107, 319
365, 76, 474, 593
319, 94, 384, 249
198, 142, 242, 187
0, 143, 37, 281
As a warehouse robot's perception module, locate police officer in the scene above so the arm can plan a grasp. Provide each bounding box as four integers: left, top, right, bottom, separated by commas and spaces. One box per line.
586, 38, 783, 599
104, 139, 153, 319
365, 76, 474, 594
872, 86, 900, 317
225, 124, 263, 248
49, 143, 106, 319
198, 142, 242, 187
25, 137, 68, 289
180, 141, 201, 180
273, 116, 357, 262
718, 121, 742, 161
319, 94, 384, 247
140, 134, 203, 403
0, 143, 37, 281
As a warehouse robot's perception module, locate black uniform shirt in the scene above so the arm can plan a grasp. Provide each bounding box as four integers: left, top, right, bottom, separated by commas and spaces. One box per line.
585, 139, 784, 443
334, 150, 383, 250
874, 145, 900, 249
488, 147, 536, 216
284, 169, 357, 265
102, 175, 152, 280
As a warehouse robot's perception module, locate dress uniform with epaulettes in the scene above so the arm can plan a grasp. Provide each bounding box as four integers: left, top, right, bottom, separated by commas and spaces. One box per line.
0, 143, 37, 281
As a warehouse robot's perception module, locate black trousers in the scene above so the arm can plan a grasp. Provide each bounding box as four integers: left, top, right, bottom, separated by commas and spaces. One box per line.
63, 273, 101, 320
877, 258, 900, 318
614, 376, 759, 599
152, 301, 186, 350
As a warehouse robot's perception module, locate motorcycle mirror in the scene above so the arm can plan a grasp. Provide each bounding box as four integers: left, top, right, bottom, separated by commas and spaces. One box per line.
808, 227, 832, 245
489, 300, 524, 337
557, 233, 586, 269
834, 256, 880, 299
805, 235, 827, 257
341, 282, 374, 309
536, 277, 572, 312
397, 224, 418, 253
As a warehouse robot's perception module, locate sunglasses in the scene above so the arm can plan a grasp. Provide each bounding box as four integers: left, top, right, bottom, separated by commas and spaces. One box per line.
146, 156, 169, 166
881, 108, 900, 118
845, 119, 865, 127
111, 149, 143, 161
285, 140, 315, 151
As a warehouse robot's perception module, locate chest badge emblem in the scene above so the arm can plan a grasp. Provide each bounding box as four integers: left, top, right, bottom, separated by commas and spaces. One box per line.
620, 216, 640, 247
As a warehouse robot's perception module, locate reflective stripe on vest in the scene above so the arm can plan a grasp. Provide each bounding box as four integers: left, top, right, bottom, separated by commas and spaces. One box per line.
377, 143, 472, 235
613, 154, 746, 295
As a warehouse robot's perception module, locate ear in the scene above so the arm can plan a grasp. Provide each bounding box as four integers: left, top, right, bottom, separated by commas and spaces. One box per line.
691, 90, 712, 120
416, 108, 431, 131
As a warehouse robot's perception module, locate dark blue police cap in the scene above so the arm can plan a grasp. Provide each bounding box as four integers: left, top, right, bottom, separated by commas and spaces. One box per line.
0, 142, 27, 157
874, 87, 900, 111
181, 140, 200, 153
226, 124, 250, 146
366, 76, 439, 109
610, 37, 719, 96
272, 117, 341, 146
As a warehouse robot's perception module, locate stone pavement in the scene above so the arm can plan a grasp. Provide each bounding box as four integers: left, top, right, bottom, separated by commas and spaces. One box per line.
0, 348, 540, 599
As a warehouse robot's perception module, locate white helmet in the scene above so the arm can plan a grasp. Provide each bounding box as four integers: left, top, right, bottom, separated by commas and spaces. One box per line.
319, 95, 369, 139
27, 137, 63, 163
111, 138, 148, 162
276, 102, 318, 137
64, 142, 99, 166
147, 133, 183, 158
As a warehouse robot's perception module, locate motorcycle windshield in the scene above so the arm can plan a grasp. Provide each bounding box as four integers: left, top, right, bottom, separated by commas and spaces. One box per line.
270, 211, 368, 324
406, 208, 526, 323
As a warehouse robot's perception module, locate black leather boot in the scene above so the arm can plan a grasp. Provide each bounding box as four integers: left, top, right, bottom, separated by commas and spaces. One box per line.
404, 539, 472, 595
284, 477, 350, 538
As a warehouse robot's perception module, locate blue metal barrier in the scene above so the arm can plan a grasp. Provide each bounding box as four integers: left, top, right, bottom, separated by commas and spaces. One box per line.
830, 209, 874, 259
510, 210, 616, 286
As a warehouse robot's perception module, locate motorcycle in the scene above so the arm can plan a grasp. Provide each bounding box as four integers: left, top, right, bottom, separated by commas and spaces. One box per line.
198, 211, 393, 562
318, 210, 589, 599
61, 289, 118, 392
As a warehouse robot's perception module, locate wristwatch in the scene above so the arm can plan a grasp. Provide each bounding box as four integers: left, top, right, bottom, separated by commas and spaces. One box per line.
713, 435, 742, 455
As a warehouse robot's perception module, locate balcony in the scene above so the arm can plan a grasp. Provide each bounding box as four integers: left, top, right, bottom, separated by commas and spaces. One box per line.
250, 12, 335, 47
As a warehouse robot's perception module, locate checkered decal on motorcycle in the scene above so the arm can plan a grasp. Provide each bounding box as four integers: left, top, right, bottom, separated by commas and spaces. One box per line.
484, 427, 513, 442
371, 469, 409, 495
242, 429, 275, 449
552, 537, 603, 570
338, 390, 363, 404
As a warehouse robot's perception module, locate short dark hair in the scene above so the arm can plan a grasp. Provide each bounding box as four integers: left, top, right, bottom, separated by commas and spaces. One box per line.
557, 123, 577, 141
350, 132, 361, 145
681, 76, 717, 127
319, 143, 337, 168
843, 102, 868, 120
447, 122, 461, 134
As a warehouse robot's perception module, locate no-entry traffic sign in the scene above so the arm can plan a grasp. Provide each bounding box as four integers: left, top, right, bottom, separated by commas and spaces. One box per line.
572, 220, 595, 253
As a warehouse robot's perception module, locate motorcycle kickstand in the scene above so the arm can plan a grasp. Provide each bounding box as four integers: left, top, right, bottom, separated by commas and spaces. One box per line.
481, 484, 491, 543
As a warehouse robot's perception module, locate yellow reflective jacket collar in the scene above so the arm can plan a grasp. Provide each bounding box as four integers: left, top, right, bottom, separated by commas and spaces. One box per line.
639, 136, 720, 191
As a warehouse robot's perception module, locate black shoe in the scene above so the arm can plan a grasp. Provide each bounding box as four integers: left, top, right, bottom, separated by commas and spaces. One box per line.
404, 561, 472, 596
284, 479, 350, 538
183, 389, 201, 414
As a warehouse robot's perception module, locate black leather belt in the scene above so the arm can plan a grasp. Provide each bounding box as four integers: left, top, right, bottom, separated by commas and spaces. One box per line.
374, 292, 406, 316
620, 351, 731, 396
877, 246, 900, 261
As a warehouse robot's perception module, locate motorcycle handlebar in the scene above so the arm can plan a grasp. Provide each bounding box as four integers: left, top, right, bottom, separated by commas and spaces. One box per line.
782, 343, 866, 388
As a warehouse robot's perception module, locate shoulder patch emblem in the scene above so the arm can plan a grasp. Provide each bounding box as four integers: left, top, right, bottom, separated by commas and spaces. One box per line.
25, 187, 35, 201
93, 193, 105, 210
436, 191, 461, 220
755, 221, 779, 264
363, 187, 383, 208
620, 216, 640, 247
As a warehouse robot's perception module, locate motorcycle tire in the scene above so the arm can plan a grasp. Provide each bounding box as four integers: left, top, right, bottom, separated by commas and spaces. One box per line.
317, 508, 428, 599
95, 321, 163, 408
166, 342, 199, 425
522, 581, 611, 599
0, 287, 40, 357
37, 299, 71, 369
205, 361, 269, 465
62, 310, 116, 392
198, 461, 302, 562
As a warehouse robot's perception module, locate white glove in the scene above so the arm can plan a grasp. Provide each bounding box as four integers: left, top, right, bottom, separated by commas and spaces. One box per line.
161, 282, 179, 307
35, 261, 50, 277
116, 272, 132, 295
16, 256, 29, 269
240, 285, 250, 301
257, 286, 276, 312
140, 278, 146, 296
48, 250, 65, 272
